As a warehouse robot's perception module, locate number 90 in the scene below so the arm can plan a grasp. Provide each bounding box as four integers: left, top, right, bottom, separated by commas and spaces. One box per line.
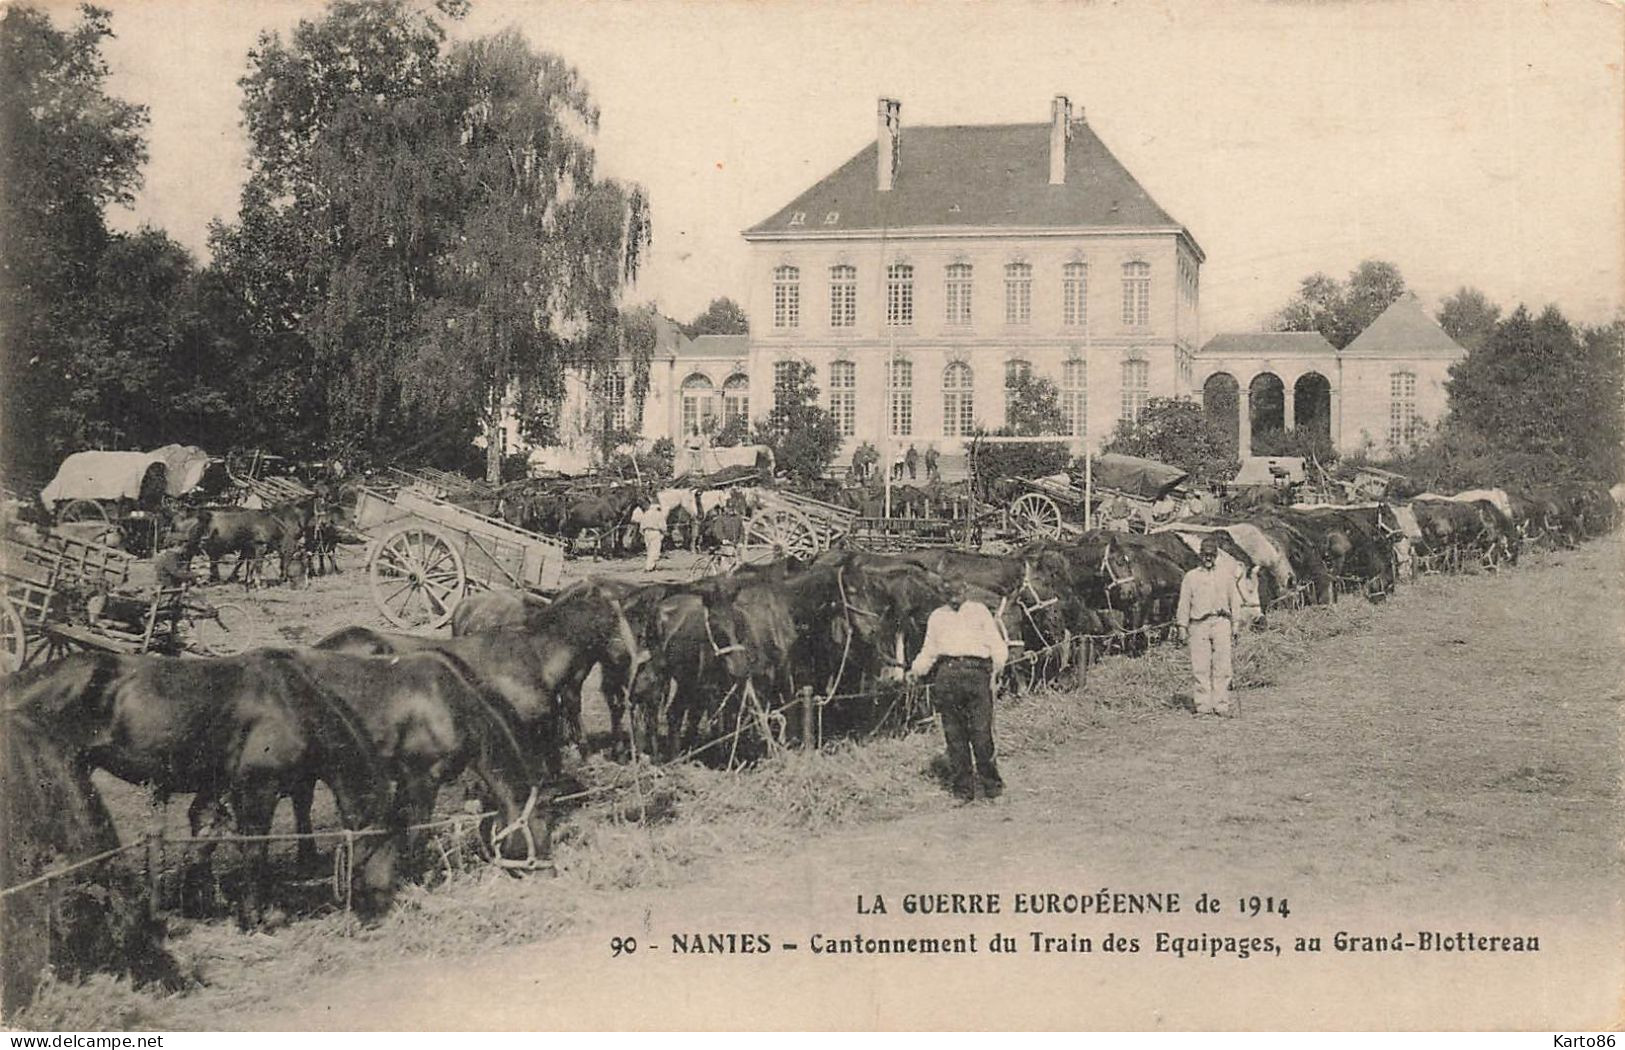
610, 935, 638, 957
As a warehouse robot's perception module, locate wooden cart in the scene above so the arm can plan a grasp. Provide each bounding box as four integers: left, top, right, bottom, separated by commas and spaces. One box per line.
352, 484, 567, 629
739, 487, 858, 564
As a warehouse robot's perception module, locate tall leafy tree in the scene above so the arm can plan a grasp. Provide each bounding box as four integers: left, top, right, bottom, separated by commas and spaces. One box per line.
1273, 259, 1408, 349
0, 3, 149, 473
681, 297, 748, 337
1103, 398, 1239, 483
1436, 286, 1501, 353
752, 360, 840, 485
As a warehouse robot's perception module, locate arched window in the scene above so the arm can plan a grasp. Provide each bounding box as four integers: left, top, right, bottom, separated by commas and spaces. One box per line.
828, 360, 856, 436
1063, 262, 1088, 327
1121, 261, 1150, 326
1062, 356, 1088, 437
1121, 359, 1149, 423
723, 373, 750, 425
681, 373, 717, 436
942, 362, 974, 437
887, 358, 913, 436
1389, 371, 1418, 449
773, 265, 800, 328
1004, 262, 1032, 324
829, 265, 856, 328
886, 264, 914, 326
945, 263, 973, 325
1004, 358, 1032, 425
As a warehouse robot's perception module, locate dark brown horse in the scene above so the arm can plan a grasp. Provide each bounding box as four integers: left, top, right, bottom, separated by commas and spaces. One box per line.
5, 651, 403, 927
188, 496, 318, 589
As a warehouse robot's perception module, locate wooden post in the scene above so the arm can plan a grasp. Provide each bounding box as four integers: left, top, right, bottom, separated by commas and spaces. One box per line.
144, 827, 164, 913
799, 686, 816, 751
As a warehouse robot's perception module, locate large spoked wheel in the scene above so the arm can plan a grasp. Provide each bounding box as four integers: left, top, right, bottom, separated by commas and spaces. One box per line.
369, 525, 466, 629
189, 601, 252, 656
56, 499, 110, 526
0, 595, 25, 673
740, 508, 819, 566
1009, 492, 1064, 539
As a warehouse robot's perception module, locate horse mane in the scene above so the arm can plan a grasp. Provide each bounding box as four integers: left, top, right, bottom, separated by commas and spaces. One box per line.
272, 656, 396, 826
423, 649, 543, 786
2, 652, 124, 732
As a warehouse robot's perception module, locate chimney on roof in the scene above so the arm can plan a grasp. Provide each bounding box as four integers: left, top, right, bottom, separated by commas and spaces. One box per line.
877, 98, 901, 192
1049, 95, 1072, 186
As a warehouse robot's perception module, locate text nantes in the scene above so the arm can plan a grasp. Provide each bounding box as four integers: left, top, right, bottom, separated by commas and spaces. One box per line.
857, 890, 1185, 916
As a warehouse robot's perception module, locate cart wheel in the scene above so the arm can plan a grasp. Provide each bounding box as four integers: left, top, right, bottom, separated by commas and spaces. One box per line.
57, 499, 110, 526
741, 508, 819, 565
190, 601, 251, 656
369, 525, 466, 629
0, 595, 24, 673
1009, 492, 1064, 539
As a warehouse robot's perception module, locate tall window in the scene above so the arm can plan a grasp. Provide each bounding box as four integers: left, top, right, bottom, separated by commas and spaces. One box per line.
944, 263, 973, 325
1004, 358, 1032, 425
598, 370, 628, 431
1121, 359, 1149, 423
1121, 261, 1150, 326
886, 264, 914, 326
722, 373, 750, 425
828, 360, 856, 436
829, 264, 856, 328
887, 358, 913, 436
773, 265, 800, 328
681, 374, 717, 436
1004, 262, 1032, 324
1062, 356, 1088, 437
1063, 262, 1088, 327
942, 362, 974, 437
1389, 371, 1418, 448
772, 359, 800, 411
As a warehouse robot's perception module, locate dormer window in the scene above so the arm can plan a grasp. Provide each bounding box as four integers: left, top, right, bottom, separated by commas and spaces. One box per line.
823, 211, 840, 225
787, 211, 806, 227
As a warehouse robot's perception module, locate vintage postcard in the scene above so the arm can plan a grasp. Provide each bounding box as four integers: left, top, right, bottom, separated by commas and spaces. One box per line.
1, 0, 1620, 1033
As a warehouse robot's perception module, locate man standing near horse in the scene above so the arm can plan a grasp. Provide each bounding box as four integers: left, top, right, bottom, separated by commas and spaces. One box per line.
908, 577, 1009, 802
633, 498, 669, 572
1175, 535, 1245, 718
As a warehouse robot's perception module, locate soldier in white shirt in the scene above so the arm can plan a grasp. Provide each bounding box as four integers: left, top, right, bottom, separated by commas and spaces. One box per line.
632, 499, 668, 572
1175, 535, 1245, 716
908, 579, 1010, 801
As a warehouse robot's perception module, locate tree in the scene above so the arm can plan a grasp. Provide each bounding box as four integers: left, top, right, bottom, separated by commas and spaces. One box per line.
220, 4, 650, 478
1103, 398, 1239, 483
1002, 371, 1068, 436
1272, 259, 1408, 349
1439, 304, 1625, 484
1436, 286, 1501, 354
751, 360, 841, 485
1, 3, 150, 472
681, 297, 748, 337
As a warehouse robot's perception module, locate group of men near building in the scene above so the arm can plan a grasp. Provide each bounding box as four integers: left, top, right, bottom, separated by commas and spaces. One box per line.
850, 443, 941, 484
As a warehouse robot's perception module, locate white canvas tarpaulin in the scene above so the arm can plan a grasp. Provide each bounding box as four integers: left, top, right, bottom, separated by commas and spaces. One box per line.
148, 444, 213, 496
39, 451, 167, 510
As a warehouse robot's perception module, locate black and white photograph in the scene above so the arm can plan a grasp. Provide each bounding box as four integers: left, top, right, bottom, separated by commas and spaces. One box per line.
1, 0, 1621, 1032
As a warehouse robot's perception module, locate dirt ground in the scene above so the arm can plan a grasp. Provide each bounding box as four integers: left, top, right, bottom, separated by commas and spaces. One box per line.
68, 534, 1611, 1031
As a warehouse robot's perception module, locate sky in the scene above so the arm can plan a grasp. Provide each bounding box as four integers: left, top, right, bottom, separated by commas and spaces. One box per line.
73, 0, 1625, 338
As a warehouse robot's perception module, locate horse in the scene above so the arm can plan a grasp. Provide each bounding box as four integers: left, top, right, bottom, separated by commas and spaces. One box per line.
5, 651, 403, 927
278, 649, 553, 873
188, 496, 318, 589
0, 707, 182, 1011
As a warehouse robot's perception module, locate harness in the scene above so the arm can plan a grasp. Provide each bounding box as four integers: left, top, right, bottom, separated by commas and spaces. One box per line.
1016, 563, 1059, 649
488, 785, 543, 871
835, 567, 906, 670
701, 606, 746, 660
1099, 544, 1137, 610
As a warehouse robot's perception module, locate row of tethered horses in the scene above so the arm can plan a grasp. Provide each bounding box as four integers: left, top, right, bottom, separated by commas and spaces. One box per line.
4, 479, 1619, 928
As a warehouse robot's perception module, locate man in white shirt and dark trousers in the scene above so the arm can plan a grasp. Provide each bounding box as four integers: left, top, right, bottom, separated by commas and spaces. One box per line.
1175, 536, 1245, 717
909, 579, 1010, 801
633, 499, 668, 572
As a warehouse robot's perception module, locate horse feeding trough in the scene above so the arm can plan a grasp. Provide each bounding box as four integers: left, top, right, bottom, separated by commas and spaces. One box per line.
352, 480, 566, 629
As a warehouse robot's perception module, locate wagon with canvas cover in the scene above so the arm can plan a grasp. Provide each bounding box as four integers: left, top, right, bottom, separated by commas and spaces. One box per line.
351, 481, 567, 629
1008, 454, 1190, 538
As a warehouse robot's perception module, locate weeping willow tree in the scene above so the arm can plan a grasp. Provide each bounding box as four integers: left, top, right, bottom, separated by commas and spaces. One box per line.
219, 3, 650, 472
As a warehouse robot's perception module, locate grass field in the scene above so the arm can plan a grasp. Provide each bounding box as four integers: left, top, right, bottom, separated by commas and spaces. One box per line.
10, 536, 1622, 1030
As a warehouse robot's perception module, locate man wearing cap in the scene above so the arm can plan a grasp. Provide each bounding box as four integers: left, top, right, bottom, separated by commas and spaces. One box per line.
908, 579, 1010, 801
1175, 535, 1245, 717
